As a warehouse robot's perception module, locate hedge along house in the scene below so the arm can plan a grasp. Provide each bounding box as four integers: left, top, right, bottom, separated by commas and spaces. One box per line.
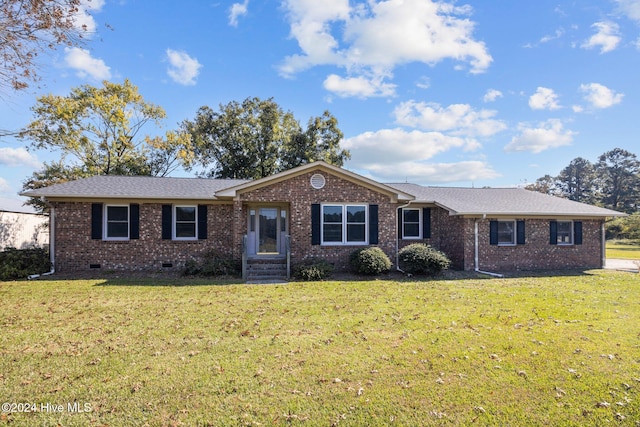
21, 161, 623, 280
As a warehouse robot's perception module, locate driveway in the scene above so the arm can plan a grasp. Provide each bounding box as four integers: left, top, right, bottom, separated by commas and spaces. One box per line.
605, 258, 639, 272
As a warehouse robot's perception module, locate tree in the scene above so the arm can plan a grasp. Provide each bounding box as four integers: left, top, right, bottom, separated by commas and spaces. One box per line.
596, 148, 640, 213
525, 174, 560, 196
556, 157, 598, 204
0, 0, 90, 93
182, 97, 350, 179
20, 79, 193, 212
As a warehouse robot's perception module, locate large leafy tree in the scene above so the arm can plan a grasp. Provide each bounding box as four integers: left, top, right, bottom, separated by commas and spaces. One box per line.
182, 97, 350, 179
20, 79, 193, 212
596, 148, 640, 213
0, 0, 90, 93
556, 157, 598, 204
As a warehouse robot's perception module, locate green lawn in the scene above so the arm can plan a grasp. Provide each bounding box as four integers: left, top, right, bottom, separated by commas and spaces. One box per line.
1, 271, 639, 426
607, 240, 640, 260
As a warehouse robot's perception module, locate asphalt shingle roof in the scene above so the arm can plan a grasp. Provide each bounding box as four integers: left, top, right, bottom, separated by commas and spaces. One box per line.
386, 183, 623, 217
21, 173, 623, 217
22, 175, 249, 200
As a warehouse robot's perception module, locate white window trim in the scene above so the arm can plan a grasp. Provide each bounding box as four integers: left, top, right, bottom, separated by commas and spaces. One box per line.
497, 219, 516, 246
402, 208, 422, 240
556, 220, 574, 245
321, 203, 368, 246
104, 204, 129, 241
173, 205, 198, 241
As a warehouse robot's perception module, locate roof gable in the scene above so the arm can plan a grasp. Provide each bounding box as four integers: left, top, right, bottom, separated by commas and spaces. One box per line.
216, 161, 415, 202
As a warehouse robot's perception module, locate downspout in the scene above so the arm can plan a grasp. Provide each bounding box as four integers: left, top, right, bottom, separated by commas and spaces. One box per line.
396, 201, 412, 273
601, 221, 606, 268
28, 199, 55, 279
474, 216, 504, 278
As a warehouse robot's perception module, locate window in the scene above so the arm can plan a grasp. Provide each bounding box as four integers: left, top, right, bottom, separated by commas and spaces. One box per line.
402, 208, 421, 239
556, 221, 573, 245
174, 206, 197, 239
497, 220, 516, 245
321, 204, 367, 245
105, 205, 129, 240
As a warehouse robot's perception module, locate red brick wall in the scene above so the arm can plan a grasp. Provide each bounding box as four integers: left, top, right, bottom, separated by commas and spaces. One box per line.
465, 218, 604, 271
51, 201, 234, 272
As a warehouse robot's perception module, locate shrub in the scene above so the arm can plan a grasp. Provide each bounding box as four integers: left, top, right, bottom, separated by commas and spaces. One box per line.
0, 247, 51, 280
350, 247, 392, 275
293, 259, 334, 281
183, 251, 240, 277
398, 243, 451, 276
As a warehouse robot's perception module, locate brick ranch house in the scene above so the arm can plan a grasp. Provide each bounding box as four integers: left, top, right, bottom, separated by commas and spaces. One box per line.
22, 161, 623, 280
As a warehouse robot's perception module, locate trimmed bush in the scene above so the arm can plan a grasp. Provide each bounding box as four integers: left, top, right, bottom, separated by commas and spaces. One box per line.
183, 251, 240, 277
0, 247, 51, 280
293, 259, 334, 281
398, 243, 451, 276
350, 247, 392, 275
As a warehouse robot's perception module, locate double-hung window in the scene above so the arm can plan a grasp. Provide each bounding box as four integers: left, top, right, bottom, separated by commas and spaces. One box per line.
105, 205, 129, 240
402, 208, 421, 239
556, 221, 573, 245
174, 206, 197, 240
322, 204, 367, 245
497, 220, 516, 246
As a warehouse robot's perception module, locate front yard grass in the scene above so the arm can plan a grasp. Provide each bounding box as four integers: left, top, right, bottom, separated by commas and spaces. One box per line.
1, 271, 639, 426
607, 240, 640, 260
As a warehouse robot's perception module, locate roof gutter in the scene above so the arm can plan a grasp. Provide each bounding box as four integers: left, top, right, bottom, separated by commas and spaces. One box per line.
474, 217, 503, 278
28, 198, 55, 279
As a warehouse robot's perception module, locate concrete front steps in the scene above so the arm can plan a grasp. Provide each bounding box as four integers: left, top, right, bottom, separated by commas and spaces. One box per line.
246, 258, 288, 282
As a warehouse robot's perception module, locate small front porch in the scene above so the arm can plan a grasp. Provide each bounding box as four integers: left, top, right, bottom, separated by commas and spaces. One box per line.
242, 204, 291, 281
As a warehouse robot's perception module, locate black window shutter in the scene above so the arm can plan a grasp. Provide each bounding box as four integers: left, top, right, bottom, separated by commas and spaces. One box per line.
397, 208, 403, 239
550, 221, 558, 245
489, 220, 498, 245
198, 205, 208, 240
574, 221, 582, 245
311, 204, 321, 245
423, 207, 431, 239
369, 204, 379, 244
516, 220, 525, 245
162, 204, 172, 240
130, 203, 140, 239
91, 203, 103, 240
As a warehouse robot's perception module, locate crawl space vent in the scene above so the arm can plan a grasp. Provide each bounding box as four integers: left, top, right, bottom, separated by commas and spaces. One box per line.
310, 173, 326, 190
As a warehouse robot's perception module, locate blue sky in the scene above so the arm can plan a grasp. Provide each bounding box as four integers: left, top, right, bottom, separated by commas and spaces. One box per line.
2, 0, 640, 212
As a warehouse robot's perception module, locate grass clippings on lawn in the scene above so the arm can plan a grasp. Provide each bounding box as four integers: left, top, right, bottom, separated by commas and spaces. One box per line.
1, 270, 639, 426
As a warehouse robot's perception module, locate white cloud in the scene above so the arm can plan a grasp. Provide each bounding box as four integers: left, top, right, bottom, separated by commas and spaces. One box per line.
280, 0, 491, 98
579, 83, 624, 109
323, 74, 396, 98
581, 21, 621, 53
0, 147, 42, 168
229, 0, 249, 27
362, 160, 500, 184
166, 49, 202, 86
0, 177, 11, 194
74, 0, 105, 35
540, 28, 565, 44
63, 47, 111, 80
505, 119, 576, 154
528, 87, 561, 110
616, 0, 640, 23
342, 128, 476, 164
393, 101, 506, 137
483, 89, 503, 103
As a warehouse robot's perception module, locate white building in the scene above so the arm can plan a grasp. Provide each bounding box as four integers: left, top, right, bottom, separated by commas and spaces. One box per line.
0, 210, 49, 250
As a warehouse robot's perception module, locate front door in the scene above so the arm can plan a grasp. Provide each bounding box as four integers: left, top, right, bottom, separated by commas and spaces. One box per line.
247, 206, 288, 257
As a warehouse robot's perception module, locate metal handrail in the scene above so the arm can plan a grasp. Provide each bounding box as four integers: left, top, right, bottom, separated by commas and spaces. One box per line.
242, 234, 248, 280
285, 234, 291, 279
